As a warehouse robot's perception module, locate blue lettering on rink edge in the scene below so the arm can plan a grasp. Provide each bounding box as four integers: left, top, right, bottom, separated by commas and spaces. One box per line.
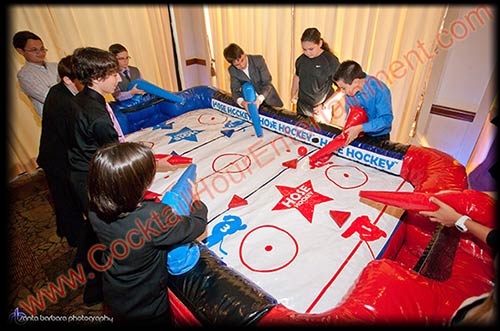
336, 146, 401, 173
210, 99, 402, 175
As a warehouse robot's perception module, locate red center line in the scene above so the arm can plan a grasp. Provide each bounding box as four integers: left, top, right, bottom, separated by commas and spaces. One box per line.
305, 179, 410, 313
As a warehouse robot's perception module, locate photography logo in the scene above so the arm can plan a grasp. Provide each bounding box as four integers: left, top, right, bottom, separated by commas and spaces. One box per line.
9, 308, 27, 325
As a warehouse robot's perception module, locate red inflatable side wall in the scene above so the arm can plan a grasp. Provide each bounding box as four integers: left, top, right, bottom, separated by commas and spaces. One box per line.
258, 145, 495, 326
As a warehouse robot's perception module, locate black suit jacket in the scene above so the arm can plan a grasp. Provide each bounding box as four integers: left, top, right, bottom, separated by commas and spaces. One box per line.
89, 200, 208, 321
228, 54, 283, 108
67, 87, 119, 174
37, 82, 75, 172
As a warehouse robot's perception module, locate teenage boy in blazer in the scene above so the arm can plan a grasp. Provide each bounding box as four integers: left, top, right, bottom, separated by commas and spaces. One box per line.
224, 43, 283, 111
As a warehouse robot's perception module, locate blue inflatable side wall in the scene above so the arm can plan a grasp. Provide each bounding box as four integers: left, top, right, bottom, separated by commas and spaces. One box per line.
110, 85, 217, 135
112, 84, 408, 176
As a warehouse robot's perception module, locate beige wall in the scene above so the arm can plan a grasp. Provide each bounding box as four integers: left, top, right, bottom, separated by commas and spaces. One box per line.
171, 5, 212, 89
8, 5, 496, 181
412, 5, 496, 167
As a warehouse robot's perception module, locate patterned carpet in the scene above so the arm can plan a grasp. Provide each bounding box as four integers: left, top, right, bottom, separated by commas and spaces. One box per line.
7, 169, 110, 326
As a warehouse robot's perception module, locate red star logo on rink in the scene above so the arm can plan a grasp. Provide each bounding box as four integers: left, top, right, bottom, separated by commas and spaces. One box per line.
272, 180, 333, 223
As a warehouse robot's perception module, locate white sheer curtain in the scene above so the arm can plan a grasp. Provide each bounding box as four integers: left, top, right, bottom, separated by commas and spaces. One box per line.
8, 5, 448, 180
8, 5, 178, 180
206, 5, 294, 106
207, 5, 447, 143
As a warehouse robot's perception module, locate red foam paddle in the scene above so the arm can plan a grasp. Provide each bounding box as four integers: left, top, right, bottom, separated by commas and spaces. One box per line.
309, 106, 368, 164
359, 191, 439, 211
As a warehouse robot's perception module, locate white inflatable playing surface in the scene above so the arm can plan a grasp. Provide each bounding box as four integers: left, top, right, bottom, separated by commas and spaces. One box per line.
126, 108, 413, 314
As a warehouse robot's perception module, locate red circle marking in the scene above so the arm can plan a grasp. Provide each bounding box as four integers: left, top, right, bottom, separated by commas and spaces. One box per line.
239, 225, 298, 272
325, 165, 368, 189
198, 113, 228, 125
212, 153, 252, 173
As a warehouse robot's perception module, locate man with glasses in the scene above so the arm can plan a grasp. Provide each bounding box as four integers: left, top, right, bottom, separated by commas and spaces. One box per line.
13, 30, 58, 118
108, 43, 144, 101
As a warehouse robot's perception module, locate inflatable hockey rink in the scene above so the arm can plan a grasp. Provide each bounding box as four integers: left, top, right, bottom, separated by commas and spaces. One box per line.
125, 104, 413, 314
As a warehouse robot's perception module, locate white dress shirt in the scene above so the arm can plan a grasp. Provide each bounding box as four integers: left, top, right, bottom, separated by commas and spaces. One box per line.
17, 61, 59, 117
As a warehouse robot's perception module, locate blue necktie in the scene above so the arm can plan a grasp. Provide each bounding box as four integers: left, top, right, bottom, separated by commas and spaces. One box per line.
123, 69, 131, 81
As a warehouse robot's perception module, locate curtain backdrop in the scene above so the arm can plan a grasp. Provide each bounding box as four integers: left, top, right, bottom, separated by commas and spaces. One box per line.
206, 5, 294, 109
8, 5, 447, 181
8, 5, 178, 180
207, 5, 447, 143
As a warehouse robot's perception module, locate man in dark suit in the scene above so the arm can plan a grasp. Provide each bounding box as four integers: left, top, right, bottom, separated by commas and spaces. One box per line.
108, 43, 144, 101
223, 43, 283, 111
37, 55, 84, 247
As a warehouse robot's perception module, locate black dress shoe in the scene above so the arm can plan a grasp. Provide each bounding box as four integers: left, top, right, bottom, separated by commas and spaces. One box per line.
83, 290, 103, 307
83, 279, 103, 306
65, 236, 79, 248
83, 297, 103, 307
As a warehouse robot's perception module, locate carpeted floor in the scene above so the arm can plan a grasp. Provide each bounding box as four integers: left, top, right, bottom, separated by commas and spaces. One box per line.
7, 169, 110, 326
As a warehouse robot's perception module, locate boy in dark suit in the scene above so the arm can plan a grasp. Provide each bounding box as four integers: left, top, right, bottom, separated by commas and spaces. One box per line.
37, 55, 84, 247
223, 43, 283, 112
67, 47, 123, 306
88, 142, 207, 325
108, 43, 144, 101
67, 47, 185, 306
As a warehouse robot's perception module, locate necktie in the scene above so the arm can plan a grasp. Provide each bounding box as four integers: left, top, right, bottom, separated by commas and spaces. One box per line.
123, 69, 131, 81
105, 103, 125, 142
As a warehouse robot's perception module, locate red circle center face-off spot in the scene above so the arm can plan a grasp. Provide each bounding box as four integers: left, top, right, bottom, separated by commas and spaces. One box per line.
212, 153, 252, 173
198, 113, 228, 125
325, 165, 368, 189
239, 225, 298, 273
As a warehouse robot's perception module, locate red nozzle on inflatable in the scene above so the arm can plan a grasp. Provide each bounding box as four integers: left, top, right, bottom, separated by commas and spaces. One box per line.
154, 154, 192, 165
359, 191, 439, 211
359, 189, 496, 228
309, 106, 368, 164
308, 134, 347, 163
167, 155, 193, 165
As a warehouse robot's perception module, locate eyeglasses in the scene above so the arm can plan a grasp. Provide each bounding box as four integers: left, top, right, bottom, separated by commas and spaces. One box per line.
24, 47, 48, 54
116, 56, 131, 61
